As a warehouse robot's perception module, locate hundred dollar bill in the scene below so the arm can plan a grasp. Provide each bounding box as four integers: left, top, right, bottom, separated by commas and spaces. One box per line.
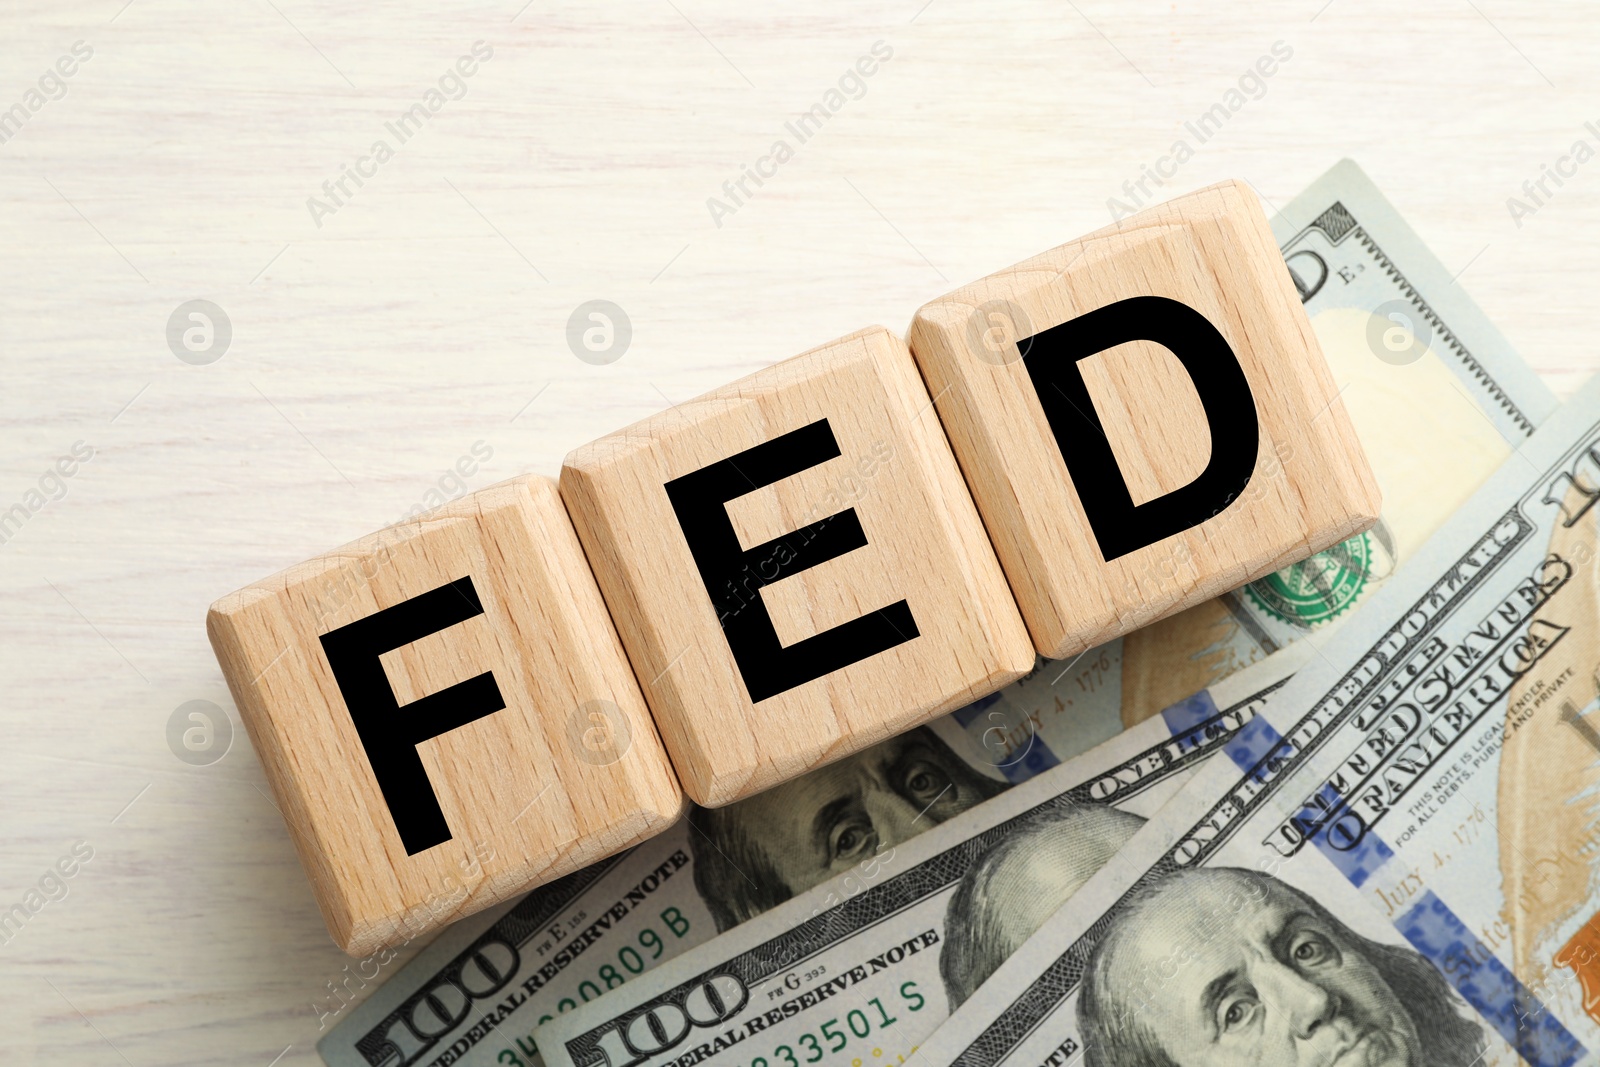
318, 647, 1307, 1067
531, 649, 1317, 1067
902, 373, 1600, 1067
1120, 157, 1558, 720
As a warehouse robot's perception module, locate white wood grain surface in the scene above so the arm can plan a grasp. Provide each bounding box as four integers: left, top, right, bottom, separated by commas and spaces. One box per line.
2, 1, 1595, 1063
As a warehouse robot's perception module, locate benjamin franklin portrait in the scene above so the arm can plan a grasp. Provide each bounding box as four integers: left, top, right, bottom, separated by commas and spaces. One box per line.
686, 726, 1009, 932
1077, 867, 1486, 1067
938, 800, 1147, 1007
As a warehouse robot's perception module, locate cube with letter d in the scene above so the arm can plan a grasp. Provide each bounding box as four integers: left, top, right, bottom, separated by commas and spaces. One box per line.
561, 326, 1034, 806
907, 180, 1382, 659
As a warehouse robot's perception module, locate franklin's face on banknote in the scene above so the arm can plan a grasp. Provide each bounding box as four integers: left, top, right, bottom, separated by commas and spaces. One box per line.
687, 726, 1007, 930
1078, 868, 1484, 1067
940, 802, 1146, 1007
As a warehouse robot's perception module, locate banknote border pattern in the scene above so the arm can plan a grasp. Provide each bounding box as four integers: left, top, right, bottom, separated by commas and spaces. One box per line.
1288, 201, 1536, 436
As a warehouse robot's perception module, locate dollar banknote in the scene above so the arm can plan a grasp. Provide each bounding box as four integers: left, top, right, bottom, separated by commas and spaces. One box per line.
322, 159, 1553, 1067
1119, 157, 1558, 722
877, 373, 1600, 1067
510, 650, 1318, 1067
316, 648, 1308, 1067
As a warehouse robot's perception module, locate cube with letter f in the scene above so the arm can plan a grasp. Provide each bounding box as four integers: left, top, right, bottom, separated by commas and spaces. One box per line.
207, 475, 683, 955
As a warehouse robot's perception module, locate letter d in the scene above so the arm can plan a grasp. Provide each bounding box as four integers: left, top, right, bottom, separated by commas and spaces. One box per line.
1020, 295, 1259, 560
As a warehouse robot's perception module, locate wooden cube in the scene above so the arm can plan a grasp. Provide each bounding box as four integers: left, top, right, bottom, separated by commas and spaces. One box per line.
561, 326, 1034, 807
207, 475, 683, 955
907, 180, 1381, 659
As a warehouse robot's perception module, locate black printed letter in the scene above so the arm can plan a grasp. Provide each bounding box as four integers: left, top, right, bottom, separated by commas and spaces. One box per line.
665, 418, 918, 703
319, 575, 506, 855
1021, 295, 1259, 561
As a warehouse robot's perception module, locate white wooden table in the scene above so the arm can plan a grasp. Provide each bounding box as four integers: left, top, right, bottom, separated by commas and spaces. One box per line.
3, 1, 1595, 1062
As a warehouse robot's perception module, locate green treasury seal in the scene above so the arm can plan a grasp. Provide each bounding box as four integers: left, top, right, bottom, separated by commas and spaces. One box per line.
1243, 530, 1376, 629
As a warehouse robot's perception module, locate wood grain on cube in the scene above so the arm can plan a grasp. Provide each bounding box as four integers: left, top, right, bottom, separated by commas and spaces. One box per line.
207, 475, 683, 956
907, 179, 1381, 660
561, 326, 1034, 807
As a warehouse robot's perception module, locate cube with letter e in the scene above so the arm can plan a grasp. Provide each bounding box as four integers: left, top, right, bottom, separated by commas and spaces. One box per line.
560, 326, 1035, 807
907, 180, 1381, 659
206, 475, 683, 955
